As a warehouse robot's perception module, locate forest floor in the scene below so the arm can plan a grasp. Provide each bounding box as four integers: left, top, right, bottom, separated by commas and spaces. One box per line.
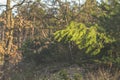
10, 61, 120, 80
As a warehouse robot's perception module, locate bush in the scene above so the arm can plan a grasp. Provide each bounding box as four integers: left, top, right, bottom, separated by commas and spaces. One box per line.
21, 38, 72, 64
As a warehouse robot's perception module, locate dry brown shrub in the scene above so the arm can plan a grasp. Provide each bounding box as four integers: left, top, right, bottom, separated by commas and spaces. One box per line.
8, 45, 22, 65
0, 44, 5, 55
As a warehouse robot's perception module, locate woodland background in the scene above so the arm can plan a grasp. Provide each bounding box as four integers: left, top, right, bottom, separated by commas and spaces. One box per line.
0, 0, 120, 80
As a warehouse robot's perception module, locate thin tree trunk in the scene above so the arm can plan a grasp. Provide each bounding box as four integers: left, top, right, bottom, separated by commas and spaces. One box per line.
2, 0, 14, 79
2, 25, 5, 41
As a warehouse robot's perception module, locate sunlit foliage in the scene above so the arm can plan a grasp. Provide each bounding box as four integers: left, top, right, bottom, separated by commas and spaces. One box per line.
54, 21, 114, 55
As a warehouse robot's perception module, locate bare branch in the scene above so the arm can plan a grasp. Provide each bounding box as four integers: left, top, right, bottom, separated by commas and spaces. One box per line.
0, 5, 7, 7
7, 0, 25, 11
12, 0, 25, 8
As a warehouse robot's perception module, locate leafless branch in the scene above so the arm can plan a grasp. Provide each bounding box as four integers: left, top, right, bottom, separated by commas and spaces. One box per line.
7, 0, 25, 11
0, 5, 7, 7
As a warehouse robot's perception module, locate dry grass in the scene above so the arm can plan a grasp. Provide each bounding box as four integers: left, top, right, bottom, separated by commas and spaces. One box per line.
85, 68, 120, 80
9, 62, 120, 80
